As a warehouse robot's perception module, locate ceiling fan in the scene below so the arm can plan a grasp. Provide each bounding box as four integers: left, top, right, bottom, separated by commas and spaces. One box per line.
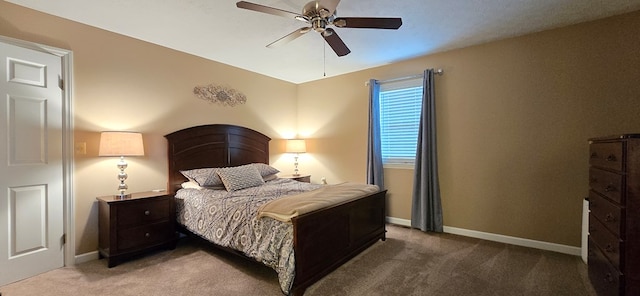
236, 1, 403, 57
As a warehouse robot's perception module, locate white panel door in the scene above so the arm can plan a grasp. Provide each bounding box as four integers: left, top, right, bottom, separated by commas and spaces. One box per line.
0, 40, 65, 285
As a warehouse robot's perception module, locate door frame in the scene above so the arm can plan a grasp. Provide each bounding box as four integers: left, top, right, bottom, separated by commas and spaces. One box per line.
0, 35, 75, 267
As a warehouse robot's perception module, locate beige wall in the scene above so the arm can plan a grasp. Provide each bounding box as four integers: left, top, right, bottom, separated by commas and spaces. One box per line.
2, 1, 639, 256
1, 2, 299, 254
299, 10, 640, 247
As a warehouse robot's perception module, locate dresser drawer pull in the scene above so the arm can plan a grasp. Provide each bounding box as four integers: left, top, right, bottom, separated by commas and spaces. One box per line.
605, 213, 616, 222
605, 244, 615, 253
606, 155, 617, 162
144, 210, 150, 216
604, 185, 616, 192
604, 273, 614, 283
145, 232, 151, 238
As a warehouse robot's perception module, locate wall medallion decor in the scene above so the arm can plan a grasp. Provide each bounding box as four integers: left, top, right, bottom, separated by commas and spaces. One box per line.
193, 83, 247, 107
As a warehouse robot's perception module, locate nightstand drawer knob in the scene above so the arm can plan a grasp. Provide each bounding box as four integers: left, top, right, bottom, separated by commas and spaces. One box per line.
145, 232, 150, 238
144, 210, 150, 216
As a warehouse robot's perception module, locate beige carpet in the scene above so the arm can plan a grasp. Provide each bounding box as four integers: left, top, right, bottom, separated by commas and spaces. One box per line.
0, 225, 595, 296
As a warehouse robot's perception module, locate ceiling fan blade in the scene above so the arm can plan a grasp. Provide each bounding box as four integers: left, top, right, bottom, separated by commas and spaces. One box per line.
319, 0, 341, 15
236, 1, 305, 21
267, 27, 311, 48
333, 17, 402, 29
322, 28, 351, 57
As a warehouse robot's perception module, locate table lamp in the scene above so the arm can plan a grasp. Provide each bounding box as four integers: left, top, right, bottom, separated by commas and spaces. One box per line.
99, 131, 144, 198
286, 139, 306, 176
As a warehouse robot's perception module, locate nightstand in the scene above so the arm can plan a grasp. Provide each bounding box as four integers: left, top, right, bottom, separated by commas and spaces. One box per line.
280, 174, 311, 183
97, 191, 178, 267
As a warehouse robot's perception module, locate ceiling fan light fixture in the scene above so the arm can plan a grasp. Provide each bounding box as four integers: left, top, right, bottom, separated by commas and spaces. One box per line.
318, 8, 331, 18
311, 18, 327, 32
294, 15, 309, 22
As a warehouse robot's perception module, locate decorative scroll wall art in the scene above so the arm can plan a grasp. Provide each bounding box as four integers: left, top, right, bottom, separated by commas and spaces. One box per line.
193, 83, 247, 107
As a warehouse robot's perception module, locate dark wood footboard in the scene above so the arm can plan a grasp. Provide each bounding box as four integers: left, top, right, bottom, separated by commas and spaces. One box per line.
290, 189, 387, 295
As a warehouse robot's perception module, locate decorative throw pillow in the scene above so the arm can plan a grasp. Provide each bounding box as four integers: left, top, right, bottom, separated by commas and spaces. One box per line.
217, 165, 265, 191
180, 168, 223, 187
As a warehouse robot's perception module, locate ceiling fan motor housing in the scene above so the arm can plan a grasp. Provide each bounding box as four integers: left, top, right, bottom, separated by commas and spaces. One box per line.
303, 1, 336, 33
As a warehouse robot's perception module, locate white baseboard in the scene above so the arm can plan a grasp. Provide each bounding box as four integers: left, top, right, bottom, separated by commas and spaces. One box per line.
386, 217, 581, 256
74, 250, 99, 264
386, 216, 412, 227
73, 218, 580, 264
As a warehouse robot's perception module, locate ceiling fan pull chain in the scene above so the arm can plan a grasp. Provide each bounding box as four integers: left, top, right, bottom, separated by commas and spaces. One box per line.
323, 40, 326, 77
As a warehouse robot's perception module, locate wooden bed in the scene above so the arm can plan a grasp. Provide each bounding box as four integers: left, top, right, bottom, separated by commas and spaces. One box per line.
165, 124, 387, 295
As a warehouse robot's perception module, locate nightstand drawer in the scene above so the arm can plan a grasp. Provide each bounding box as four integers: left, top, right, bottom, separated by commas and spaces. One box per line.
117, 197, 172, 228
117, 221, 174, 251
97, 191, 177, 267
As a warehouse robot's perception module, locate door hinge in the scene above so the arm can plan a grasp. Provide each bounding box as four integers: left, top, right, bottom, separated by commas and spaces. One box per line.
61, 233, 66, 245
59, 77, 64, 91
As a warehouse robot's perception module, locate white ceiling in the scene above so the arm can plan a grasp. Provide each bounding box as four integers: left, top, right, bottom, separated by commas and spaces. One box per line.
7, 0, 640, 84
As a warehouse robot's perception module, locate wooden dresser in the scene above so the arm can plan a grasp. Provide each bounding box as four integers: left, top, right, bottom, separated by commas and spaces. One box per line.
97, 191, 178, 267
588, 134, 640, 296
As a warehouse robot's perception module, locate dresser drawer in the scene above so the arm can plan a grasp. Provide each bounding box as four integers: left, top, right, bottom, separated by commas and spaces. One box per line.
590, 142, 624, 172
588, 238, 623, 296
117, 197, 172, 228
589, 168, 624, 204
589, 213, 623, 269
589, 191, 623, 237
117, 221, 174, 251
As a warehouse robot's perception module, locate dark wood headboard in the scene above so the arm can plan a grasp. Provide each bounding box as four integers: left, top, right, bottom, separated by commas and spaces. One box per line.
164, 124, 271, 192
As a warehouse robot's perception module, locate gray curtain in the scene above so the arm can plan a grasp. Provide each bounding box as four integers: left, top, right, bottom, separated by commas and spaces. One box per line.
411, 69, 443, 232
366, 79, 384, 189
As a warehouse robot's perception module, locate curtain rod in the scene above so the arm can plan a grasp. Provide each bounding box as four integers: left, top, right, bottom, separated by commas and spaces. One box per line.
365, 68, 444, 86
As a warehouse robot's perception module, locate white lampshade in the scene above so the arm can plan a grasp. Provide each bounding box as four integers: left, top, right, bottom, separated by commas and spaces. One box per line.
99, 132, 145, 156
286, 139, 306, 153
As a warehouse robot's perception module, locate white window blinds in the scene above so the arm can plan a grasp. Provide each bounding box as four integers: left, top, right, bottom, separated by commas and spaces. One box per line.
379, 77, 423, 166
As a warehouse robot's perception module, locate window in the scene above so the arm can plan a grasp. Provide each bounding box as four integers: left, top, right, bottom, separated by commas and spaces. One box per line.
378, 77, 423, 166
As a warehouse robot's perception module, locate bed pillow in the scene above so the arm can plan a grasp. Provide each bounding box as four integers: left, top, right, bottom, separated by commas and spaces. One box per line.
251, 163, 280, 179
263, 174, 278, 182
181, 181, 203, 190
217, 165, 265, 191
180, 168, 223, 187
180, 181, 225, 190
